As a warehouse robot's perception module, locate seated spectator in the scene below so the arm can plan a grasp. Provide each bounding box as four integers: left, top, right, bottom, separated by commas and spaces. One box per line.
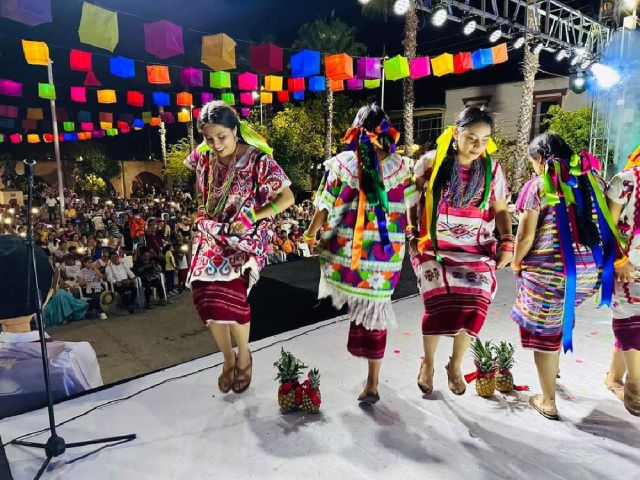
77, 256, 107, 319
282, 232, 301, 261
105, 252, 137, 314
133, 246, 166, 309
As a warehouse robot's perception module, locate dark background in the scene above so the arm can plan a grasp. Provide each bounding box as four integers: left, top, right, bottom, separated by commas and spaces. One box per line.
0, 0, 599, 159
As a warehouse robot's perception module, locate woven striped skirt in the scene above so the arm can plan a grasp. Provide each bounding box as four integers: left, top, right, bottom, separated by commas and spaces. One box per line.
422, 294, 490, 337
191, 277, 251, 326
347, 323, 387, 361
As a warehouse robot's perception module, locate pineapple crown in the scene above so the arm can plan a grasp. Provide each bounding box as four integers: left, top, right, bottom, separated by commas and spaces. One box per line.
471, 337, 497, 374
274, 348, 307, 384
308, 368, 321, 388
492, 341, 515, 371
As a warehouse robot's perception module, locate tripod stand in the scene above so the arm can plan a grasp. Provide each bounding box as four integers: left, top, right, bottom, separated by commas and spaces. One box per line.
11, 159, 136, 480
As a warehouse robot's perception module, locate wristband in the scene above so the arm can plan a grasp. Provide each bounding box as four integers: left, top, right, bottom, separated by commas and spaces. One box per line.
302, 231, 315, 242
270, 202, 280, 215
405, 224, 418, 234
501, 234, 515, 243
239, 210, 255, 229
500, 243, 515, 253
614, 256, 629, 268
511, 263, 522, 272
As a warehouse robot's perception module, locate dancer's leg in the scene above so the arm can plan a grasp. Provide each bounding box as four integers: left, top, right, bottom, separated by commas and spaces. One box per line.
230, 323, 252, 392
623, 349, 640, 415
418, 335, 441, 393
446, 333, 472, 395
534, 350, 560, 407
208, 322, 236, 392
606, 347, 627, 401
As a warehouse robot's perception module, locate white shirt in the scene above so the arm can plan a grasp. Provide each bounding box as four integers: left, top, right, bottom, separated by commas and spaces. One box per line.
106, 263, 135, 283
46, 197, 57, 207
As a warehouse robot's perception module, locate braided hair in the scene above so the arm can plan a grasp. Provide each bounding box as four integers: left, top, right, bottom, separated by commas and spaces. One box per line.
432, 106, 495, 197
529, 132, 600, 248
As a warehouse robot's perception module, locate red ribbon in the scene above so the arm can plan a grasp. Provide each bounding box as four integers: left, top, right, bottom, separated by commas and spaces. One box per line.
301, 380, 321, 406
279, 382, 296, 396
464, 369, 496, 384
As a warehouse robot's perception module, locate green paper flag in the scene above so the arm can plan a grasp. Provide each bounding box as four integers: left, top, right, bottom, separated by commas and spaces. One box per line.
63, 121, 75, 132
210, 71, 231, 89
38, 83, 56, 100
221, 92, 235, 105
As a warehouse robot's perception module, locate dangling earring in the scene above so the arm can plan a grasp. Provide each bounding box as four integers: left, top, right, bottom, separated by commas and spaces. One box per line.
452, 139, 458, 151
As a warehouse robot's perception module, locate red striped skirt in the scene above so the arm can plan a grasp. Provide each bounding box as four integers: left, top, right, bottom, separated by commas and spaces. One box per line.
422, 294, 489, 337
347, 323, 387, 361
613, 315, 640, 351
519, 326, 562, 353
191, 277, 251, 326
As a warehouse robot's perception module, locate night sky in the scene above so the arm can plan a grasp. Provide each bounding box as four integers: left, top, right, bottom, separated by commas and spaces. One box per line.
0, 0, 599, 159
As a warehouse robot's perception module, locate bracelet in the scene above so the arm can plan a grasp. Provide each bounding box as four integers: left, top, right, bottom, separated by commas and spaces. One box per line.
405, 224, 418, 234
614, 256, 629, 268
511, 263, 522, 271
500, 243, 515, 253
239, 210, 256, 229
302, 231, 315, 242
501, 234, 515, 243
270, 202, 279, 215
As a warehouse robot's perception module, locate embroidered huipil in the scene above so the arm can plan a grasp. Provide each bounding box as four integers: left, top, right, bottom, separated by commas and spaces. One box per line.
183, 146, 291, 289
314, 151, 417, 330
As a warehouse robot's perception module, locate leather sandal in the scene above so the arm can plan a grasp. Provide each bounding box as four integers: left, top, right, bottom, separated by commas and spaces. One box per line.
232, 352, 253, 394
529, 394, 559, 421
624, 386, 640, 416
604, 374, 625, 402
445, 358, 466, 395
358, 390, 380, 404
417, 362, 434, 395
218, 353, 236, 394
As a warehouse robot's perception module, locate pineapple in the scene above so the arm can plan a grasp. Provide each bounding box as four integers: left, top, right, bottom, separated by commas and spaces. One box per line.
301, 368, 322, 414
274, 349, 306, 413
470, 338, 497, 398
493, 341, 515, 393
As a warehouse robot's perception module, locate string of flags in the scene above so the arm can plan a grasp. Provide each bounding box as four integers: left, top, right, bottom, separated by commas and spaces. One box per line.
0, 0, 511, 143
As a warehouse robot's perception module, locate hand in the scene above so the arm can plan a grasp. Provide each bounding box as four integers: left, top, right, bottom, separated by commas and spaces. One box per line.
495, 250, 513, 269
615, 260, 636, 283
229, 221, 248, 235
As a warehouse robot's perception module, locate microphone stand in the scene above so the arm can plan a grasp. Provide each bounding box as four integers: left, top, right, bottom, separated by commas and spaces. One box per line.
11, 159, 136, 480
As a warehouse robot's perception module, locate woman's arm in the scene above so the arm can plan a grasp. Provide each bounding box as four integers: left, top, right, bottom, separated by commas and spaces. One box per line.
492, 198, 514, 269
607, 197, 635, 283
303, 209, 329, 241
513, 209, 539, 266
255, 187, 295, 221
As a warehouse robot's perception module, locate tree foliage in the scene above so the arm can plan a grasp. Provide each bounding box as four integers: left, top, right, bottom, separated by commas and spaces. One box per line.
491, 123, 523, 198
63, 142, 121, 181
166, 138, 194, 182
75, 174, 108, 197
541, 106, 592, 154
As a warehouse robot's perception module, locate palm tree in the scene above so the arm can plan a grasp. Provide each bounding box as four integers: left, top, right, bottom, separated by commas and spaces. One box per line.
513, 5, 540, 194
293, 15, 366, 160
361, 1, 418, 158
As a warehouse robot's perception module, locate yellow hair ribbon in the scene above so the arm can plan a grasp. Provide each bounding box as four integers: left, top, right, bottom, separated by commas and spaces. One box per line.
623, 144, 640, 171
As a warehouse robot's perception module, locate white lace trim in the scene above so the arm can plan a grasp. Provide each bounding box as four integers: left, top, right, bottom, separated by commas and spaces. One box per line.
318, 276, 396, 331
323, 151, 411, 192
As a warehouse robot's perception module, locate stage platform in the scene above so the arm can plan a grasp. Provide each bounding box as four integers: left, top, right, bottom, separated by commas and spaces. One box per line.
1, 270, 639, 480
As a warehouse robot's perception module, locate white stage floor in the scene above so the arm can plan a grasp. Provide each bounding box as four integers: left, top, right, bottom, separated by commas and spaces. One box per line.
1, 271, 640, 480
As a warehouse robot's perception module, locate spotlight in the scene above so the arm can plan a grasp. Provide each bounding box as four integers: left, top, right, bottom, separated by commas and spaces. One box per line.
623, 0, 636, 10
570, 54, 581, 66
513, 36, 525, 49
489, 28, 502, 43
532, 43, 544, 55
555, 49, 568, 61
358, 0, 371, 4
431, 7, 447, 26
393, 0, 410, 15
569, 70, 587, 94
591, 63, 621, 89
462, 17, 477, 35
580, 59, 592, 70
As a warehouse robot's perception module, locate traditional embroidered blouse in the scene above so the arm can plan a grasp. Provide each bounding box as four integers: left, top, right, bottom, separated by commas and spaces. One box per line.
183, 145, 291, 288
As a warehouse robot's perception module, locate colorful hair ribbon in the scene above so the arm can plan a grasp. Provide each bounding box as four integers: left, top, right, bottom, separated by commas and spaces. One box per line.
196, 121, 273, 156
343, 123, 397, 270
623, 144, 640, 171
417, 126, 498, 257
542, 151, 623, 353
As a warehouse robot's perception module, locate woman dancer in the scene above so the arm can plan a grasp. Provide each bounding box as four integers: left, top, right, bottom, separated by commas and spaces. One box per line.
184, 101, 294, 395
604, 144, 640, 416
408, 106, 512, 396
303, 104, 416, 403
511, 133, 620, 420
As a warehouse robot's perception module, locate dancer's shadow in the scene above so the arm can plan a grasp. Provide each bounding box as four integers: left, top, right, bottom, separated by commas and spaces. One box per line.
573, 407, 640, 448
485, 390, 530, 413
354, 401, 444, 465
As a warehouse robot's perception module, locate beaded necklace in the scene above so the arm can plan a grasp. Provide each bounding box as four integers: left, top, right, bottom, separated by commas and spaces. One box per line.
447, 156, 485, 208
204, 146, 238, 218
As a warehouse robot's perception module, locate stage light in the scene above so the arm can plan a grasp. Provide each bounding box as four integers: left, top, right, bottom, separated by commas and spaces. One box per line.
358, 0, 371, 4
489, 28, 502, 43
431, 7, 447, 26
252, 91, 260, 100
591, 63, 621, 89
532, 43, 544, 55
623, 0, 636, 9
513, 36, 525, 49
31, 207, 39, 215
394, 0, 410, 15
569, 70, 587, 94
8, 208, 15, 215
462, 17, 477, 35
580, 59, 592, 70
555, 49, 568, 61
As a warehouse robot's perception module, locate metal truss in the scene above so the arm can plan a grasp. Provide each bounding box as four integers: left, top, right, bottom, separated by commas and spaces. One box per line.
416, 0, 611, 55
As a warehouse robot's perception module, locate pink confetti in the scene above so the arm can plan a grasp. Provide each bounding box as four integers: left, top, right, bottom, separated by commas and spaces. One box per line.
420, 356, 424, 361
403, 331, 411, 336
567, 394, 575, 401
393, 349, 401, 354
576, 359, 584, 363
590, 330, 599, 335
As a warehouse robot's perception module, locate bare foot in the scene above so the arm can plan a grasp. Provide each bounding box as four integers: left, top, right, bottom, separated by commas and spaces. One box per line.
417, 362, 434, 394
445, 359, 466, 395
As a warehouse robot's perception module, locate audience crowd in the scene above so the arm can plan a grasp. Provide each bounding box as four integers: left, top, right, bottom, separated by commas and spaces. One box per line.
0, 188, 316, 327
